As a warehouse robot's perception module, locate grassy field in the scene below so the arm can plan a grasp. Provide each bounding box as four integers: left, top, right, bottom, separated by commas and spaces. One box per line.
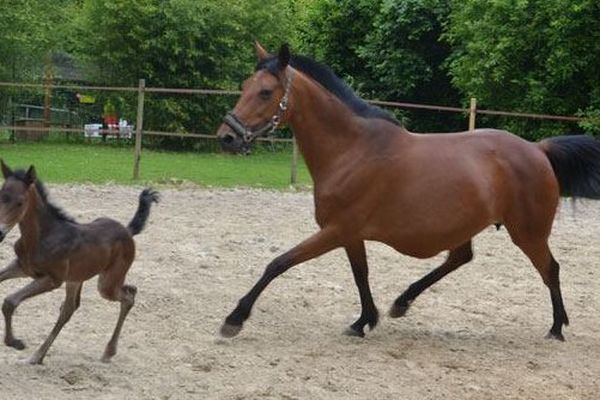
0, 142, 311, 189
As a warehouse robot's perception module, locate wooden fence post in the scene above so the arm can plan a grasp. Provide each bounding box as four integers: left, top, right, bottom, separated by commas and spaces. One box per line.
133, 79, 145, 180
469, 97, 477, 133
290, 136, 299, 185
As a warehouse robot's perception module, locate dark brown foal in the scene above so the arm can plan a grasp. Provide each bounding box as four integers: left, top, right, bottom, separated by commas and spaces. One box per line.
0, 160, 158, 364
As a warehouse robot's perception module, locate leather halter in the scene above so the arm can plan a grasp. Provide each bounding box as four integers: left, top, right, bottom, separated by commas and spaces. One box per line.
223, 69, 294, 143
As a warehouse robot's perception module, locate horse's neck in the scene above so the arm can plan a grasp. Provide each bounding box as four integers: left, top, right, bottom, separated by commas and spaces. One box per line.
18, 188, 52, 249
287, 74, 383, 181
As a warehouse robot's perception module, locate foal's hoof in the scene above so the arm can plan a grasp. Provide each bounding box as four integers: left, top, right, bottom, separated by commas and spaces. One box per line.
100, 355, 113, 364
344, 326, 365, 338
388, 301, 412, 318
17, 355, 42, 365
220, 322, 243, 338
6, 338, 26, 350
545, 331, 566, 342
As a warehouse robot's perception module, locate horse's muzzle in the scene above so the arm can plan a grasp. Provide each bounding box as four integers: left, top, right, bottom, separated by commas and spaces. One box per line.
216, 124, 251, 154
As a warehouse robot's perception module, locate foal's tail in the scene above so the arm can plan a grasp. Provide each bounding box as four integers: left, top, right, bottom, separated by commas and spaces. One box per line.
128, 188, 160, 236
539, 135, 600, 198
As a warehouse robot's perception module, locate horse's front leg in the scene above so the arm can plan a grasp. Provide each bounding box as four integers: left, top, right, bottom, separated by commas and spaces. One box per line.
344, 241, 378, 337
0, 260, 26, 284
220, 227, 341, 338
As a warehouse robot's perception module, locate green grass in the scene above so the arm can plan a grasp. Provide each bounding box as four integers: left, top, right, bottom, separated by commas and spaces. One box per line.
0, 142, 312, 189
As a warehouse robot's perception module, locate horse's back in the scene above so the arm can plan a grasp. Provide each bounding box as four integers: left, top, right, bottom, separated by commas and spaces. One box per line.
338, 128, 559, 257
64, 218, 134, 281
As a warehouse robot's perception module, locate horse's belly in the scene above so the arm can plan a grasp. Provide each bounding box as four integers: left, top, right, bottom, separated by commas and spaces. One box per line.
362, 201, 494, 258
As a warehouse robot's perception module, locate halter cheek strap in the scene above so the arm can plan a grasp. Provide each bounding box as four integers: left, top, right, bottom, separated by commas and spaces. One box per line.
224, 68, 294, 143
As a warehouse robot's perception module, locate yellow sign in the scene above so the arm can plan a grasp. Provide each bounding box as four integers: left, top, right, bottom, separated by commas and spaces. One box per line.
78, 94, 96, 104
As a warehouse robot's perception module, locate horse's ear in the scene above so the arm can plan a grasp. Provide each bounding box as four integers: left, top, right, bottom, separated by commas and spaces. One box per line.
278, 43, 290, 70
24, 165, 36, 186
255, 41, 269, 61
1, 159, 12, 179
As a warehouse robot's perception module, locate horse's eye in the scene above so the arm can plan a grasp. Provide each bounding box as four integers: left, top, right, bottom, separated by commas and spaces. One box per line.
1, 194, 10, 204
259, 89, 273, 100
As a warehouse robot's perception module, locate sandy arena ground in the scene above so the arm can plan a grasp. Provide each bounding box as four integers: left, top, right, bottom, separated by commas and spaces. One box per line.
0, 184, 599, 399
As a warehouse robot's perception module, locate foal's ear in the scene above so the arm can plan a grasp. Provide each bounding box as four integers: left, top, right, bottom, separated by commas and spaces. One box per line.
1, 159, 12, 179
278, 43, 290, 70
255, 41, 269, 61
24, 165, 36, 186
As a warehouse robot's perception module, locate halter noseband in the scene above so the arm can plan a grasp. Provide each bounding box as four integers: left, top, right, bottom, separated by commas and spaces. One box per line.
223, 69, 294, 143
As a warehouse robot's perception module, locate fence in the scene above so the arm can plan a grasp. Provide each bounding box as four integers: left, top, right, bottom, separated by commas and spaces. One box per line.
0, 80, 590, 185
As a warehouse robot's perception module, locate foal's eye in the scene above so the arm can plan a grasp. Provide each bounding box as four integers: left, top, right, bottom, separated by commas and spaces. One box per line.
258, 89, 273, 100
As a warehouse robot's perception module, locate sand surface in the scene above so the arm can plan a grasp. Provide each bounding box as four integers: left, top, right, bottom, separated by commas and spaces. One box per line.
0, 184, 599, 399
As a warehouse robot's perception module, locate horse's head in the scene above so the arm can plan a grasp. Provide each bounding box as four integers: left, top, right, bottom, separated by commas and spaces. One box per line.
0, 160, 36, 243
216, 42, 293, 154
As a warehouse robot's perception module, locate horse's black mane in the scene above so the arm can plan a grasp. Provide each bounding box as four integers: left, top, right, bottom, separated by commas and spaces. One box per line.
256, 54, 400, 126
12, 170, 76, 223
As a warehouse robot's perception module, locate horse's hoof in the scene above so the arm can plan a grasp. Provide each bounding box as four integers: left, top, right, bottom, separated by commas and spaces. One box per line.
545, 331, 565, 342
344, 326, 365, 338
388, 301, 411, 318
18, 355, 42, 365
220, 322, 243, 338
100, 355, 113, 364
6, 338, 26, 350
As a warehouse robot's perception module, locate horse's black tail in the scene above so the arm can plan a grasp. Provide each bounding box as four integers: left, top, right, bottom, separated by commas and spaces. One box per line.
128, 188, 160, 236
539, 135, 600, 199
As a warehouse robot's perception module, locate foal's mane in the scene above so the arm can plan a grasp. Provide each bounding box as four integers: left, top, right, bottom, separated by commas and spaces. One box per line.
256, 54, 400, 126
12, 170, 76, 223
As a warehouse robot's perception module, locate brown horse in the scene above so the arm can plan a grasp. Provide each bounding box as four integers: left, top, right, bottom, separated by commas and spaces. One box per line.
0, 161, 158, 364
216, 43, 600, 341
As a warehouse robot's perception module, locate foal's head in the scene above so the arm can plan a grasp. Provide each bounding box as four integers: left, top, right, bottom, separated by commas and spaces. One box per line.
216, 42, 293, 154
0, 160, 36, 242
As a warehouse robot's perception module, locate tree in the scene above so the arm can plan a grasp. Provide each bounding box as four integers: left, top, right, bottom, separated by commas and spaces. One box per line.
297, 0, 461, 131
446, 0, 600, 137
73, 0, 297, 137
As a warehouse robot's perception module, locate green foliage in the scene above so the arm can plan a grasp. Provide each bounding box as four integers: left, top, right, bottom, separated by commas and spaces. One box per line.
71, 0, 298, 144
296, 0, 462, 131
297, 0, 380, 89
446, 0, 600, 137
2, 0, 600, 143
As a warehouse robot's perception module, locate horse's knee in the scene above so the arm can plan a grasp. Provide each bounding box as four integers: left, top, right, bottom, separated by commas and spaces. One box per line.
263, 253, 293, 278
121, 285, 137, 307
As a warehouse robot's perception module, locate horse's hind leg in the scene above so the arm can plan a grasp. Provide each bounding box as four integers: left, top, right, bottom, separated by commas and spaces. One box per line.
97, 261, 136, 363
27, 281, 82, 364
3, 276, 60, 350
344, 241, 378, 337
516, 240, 569, 340
389, 241, 473, 318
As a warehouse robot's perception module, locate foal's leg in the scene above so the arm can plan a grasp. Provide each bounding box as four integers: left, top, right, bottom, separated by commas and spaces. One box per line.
3, 276, 60, 350
27, 281, 82, 364
517, 240, 569, 341
220, 228, 341, 338
97, 258, 136, 363
0, 260, 26, 283
345, 241, 378, 337
101, 284, 137, 363
389, 241, 473, 318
